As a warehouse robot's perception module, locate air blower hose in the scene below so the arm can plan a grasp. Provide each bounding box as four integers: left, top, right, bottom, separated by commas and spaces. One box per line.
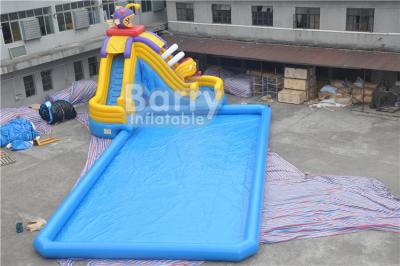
39, 100, 76, 125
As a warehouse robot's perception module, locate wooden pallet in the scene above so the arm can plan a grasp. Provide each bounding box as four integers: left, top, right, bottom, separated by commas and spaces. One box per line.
0, 150, 16, 166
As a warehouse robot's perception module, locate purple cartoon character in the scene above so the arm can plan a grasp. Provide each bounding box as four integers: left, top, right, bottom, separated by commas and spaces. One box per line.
111, 3, 141, 28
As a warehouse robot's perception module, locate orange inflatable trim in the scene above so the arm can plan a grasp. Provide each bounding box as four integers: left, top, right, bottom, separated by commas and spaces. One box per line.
106, 25, 145, 37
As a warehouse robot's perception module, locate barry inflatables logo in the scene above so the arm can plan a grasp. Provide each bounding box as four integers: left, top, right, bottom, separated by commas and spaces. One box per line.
123, 83, 223, 127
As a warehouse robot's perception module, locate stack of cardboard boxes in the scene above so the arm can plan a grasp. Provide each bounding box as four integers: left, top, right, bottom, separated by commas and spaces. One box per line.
278, 67, 317, 104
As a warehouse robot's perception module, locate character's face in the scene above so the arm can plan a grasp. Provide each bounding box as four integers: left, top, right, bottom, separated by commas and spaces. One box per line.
113, 7, 135, 28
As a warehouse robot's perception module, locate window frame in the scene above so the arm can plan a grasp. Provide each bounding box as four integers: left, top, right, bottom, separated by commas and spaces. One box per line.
41, 70, 53, 91
102, 0, 116, 20
23, 75, 36, 97
55, 0, 99, 31
1, 14, 23, 44
74, 60, 85, 81
1, 7, 54, 44
252, 6, 273, 26
346, 8, 374, 32
141, 0, 152, 13
212, 4, 231, 24
294, 7, 320, 29
176, 2, 194, 22
88, 56, 99, 77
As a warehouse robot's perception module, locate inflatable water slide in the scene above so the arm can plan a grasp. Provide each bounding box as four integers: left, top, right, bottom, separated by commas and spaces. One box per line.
87, 3, 224, 138
34, 3, 271, 262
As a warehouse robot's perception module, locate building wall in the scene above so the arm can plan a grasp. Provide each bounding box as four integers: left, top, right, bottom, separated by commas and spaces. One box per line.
1, 0, 167, 62
167, 0, 400, 51
1, 50, 99, 108
1, 0, 168, 107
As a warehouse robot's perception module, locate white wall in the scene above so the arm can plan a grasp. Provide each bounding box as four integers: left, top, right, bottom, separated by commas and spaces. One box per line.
1, 0, 168, 61
1, 50, 99, 108
166, 0, 400, 51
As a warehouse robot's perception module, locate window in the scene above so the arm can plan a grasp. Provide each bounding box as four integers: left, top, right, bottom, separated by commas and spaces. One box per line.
295, 7, 320, 29
102, 0, 116, 20
346, 8, 374, 32
74, 61, 85, 81
212, 4, 231, 24
176, 2, 194, 22
55, 0, 99, 31
1, 7, 53, 44
56, 4, 73, 31
88, 56, 99, 77
152, 1, 166, 12
252, 6, 273, 26
141, 0, 152, 13
23, 75, 36, 97
41, 70, 53, 91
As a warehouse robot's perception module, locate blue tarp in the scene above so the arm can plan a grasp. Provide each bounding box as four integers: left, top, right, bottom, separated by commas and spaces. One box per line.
1, 118, 39, 151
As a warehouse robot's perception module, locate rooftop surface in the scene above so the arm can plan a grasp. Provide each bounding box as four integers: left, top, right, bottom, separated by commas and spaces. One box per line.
2, 101, 399, 265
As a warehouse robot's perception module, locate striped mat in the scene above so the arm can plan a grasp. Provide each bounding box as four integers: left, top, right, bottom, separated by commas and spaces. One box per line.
50, 80, 97, 106
0, 80, 97, 137
57, 115, 400, 265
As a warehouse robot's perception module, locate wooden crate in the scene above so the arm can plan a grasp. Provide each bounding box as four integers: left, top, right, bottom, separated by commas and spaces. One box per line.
284, 67, 315, 79
284, 78, 309, 91
278, 89, 307, 104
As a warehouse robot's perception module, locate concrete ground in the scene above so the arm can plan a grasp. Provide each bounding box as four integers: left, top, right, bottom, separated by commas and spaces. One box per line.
1, 102, 399, 266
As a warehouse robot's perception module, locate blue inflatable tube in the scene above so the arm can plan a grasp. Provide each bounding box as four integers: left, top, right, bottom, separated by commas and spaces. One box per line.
34, 104, 271, 261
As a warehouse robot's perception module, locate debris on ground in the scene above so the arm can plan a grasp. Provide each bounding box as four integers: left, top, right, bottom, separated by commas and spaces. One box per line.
28, 104, 41, 110
259, 95, 275, 103
309, 77, 384, 110
16, 222, 23, 233
33, 137, 60, 146
26, 218, 47, 232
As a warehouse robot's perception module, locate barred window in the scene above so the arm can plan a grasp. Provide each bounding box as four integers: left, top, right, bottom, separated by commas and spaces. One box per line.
295, 7, 320, 29
1, 7, 53, 44
176, 2, 194, 22
212, 4, 231, 24
88, 56, 99, 77
102, 0, 116, 20
141, 0, 152, 13
23, 75, 36, 97
41, 70, 53, 91
252, 6, 273, 26
74, 61, 85, 81
346, 8, 374, 32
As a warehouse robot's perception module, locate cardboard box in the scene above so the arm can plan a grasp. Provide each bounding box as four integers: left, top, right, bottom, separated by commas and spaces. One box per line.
284, 67, 315, 79
278, 89, 307, 104
284, 78, 309, 91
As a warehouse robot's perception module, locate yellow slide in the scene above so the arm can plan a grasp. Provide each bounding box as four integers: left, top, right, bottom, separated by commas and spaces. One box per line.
89, 31, 224, 126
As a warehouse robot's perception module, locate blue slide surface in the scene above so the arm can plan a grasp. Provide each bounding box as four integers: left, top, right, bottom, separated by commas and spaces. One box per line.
106, 55, 125, 105
34, 105, 271, 261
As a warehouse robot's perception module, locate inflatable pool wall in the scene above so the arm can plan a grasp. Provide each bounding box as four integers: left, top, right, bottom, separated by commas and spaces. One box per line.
34, 3, 271, 262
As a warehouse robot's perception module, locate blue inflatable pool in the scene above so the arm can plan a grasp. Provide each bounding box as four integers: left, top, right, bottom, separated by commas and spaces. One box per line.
34, 104, 271, 261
